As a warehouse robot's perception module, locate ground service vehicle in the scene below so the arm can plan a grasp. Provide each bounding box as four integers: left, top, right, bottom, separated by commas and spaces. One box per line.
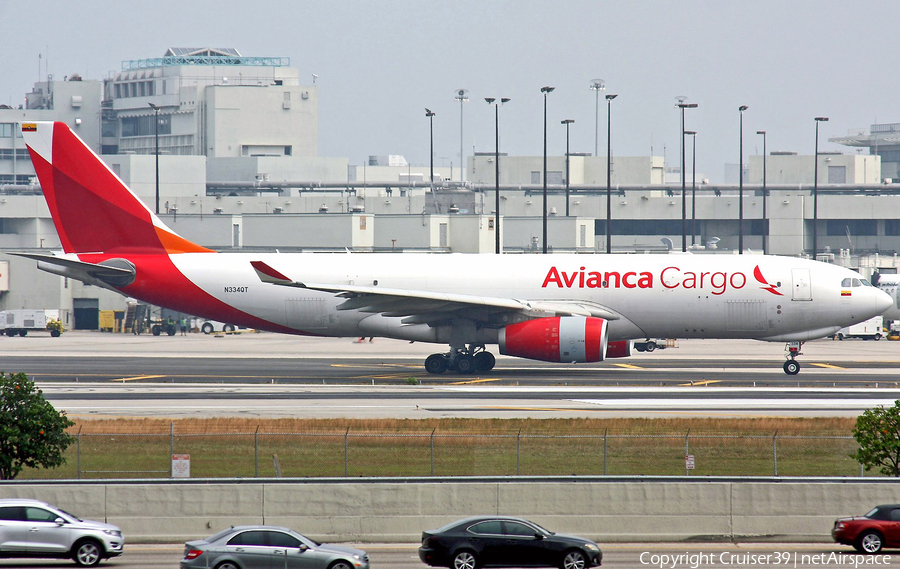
180, 526, 369, 569
0, 499, 124, 566
0, 309, 63, 337
17, 121, 894, 376
419, 516, 602, 569
833, 504, 900, 553
199, 320, 237, 334
833, 315, 884, 340
634, 338, 668, 352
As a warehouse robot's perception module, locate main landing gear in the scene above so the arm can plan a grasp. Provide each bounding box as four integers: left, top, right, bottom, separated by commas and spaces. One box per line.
783, 341, 803, 375
424, 345, 496, 375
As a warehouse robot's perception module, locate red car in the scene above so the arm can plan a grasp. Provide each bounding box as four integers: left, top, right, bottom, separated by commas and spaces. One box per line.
832, 504, 900, 553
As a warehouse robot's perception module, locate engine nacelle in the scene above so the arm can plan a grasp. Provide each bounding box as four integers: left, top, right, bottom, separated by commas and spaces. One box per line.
499, 316, 608, 363
605, 339, 634, 358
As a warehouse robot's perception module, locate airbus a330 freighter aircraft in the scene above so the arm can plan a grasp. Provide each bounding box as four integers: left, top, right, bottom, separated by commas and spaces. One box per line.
18, 122, 892, 375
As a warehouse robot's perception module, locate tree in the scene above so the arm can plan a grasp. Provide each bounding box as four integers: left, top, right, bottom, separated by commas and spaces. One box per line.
0, 372, 74, 480
853, 400, 900, 477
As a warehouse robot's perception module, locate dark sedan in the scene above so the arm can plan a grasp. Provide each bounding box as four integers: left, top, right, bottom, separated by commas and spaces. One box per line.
832, 504, 900, 553
419, 516, 601, 569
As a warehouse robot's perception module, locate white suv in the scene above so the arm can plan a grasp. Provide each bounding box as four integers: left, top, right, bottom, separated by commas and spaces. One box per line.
0, 499, 124, 566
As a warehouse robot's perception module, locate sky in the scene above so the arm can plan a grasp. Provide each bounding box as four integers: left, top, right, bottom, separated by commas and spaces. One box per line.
2, 0, 898, 183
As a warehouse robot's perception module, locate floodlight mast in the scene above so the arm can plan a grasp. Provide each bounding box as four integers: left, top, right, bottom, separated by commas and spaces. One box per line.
541, 86, 555, 254
590, 79, 605, 157
425, 108, 436, 190
455, 89, 468, 181
676, 98, 698, 252
485, 97, 510, 254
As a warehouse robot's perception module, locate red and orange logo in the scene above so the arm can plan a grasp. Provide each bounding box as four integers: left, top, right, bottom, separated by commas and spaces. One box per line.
753, 265, 783, 296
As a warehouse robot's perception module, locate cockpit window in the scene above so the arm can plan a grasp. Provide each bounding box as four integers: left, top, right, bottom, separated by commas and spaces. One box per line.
852, 279, 861, 287
860, 279, 872, 286
842, 278, 851, 287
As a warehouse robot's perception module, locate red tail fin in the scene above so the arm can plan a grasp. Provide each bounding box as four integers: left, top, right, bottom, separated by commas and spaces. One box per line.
22, 121, 211, 255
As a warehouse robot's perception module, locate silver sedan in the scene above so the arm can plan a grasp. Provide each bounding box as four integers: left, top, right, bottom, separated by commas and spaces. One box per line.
179, 526, 369, 569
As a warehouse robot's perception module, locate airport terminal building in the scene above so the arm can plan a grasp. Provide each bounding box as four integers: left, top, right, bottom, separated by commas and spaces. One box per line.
2, 47, 900, 329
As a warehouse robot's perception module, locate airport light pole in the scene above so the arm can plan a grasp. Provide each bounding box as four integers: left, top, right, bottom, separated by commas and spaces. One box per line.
606, 93, 617, 254
425, 108, 435, 190
541, 86, 555, 254
454, 89, 468, 180
561, 119, 574, 217
486, 97, 510, 254
148, 102, 160, 214
738, 105, 748, 254
757, 130, 768, 254
677, 100, 698, 252
590, 79, 605, 157
813, 116, 829, 258
685, 130, 697, 246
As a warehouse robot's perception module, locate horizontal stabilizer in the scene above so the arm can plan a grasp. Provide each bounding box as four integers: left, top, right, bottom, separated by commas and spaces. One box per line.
13, 253, 136, 288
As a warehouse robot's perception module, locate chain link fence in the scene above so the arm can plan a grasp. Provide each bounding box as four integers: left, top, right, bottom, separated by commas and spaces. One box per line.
18, 427, 871, 480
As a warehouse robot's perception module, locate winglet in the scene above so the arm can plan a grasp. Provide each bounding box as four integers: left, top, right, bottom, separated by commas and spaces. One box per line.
251, 261, 300, 286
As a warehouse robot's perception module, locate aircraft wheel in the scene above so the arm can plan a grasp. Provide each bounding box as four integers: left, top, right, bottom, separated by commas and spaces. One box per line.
424, 354, 449, 374
474, 351, 496, 372
455, 354, 476, 374
783, 360, 800, 375
838, 333, 844, 341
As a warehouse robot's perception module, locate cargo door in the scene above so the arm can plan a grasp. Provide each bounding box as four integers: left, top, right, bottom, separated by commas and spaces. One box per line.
73, 298, 99, 329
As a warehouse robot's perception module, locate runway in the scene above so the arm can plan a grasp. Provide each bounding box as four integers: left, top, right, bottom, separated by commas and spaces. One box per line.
4, 330, 897, 419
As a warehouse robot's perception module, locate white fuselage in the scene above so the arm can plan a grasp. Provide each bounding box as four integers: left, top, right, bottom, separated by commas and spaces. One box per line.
163, 252, 888, 344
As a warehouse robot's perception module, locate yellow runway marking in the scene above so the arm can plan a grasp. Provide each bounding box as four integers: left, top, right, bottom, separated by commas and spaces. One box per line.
449, 378, 502, 385
110, 375, 168, 382
678, 379, 722, 386
612, 363, 643, 369
810, 363, 845, 369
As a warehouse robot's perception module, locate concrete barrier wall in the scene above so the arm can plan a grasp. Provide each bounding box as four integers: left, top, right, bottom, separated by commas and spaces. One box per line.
3, 479, 900, 543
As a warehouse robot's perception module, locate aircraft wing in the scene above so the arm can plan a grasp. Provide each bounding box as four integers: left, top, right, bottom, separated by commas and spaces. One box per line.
251, 260, 620, 324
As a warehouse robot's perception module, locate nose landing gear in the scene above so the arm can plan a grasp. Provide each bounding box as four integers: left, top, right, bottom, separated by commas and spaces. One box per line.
783, 341, 803, 375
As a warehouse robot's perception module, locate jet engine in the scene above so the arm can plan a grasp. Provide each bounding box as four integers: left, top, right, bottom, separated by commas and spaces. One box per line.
499, 316, 608, 363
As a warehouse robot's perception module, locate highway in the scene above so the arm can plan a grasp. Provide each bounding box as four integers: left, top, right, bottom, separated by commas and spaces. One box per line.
3, 331, 899, 418
7, 543, 894, 569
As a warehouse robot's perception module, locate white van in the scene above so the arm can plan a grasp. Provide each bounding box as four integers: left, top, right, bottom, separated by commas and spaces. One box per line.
834, 315, 884, 340
197, 320, 237, 334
